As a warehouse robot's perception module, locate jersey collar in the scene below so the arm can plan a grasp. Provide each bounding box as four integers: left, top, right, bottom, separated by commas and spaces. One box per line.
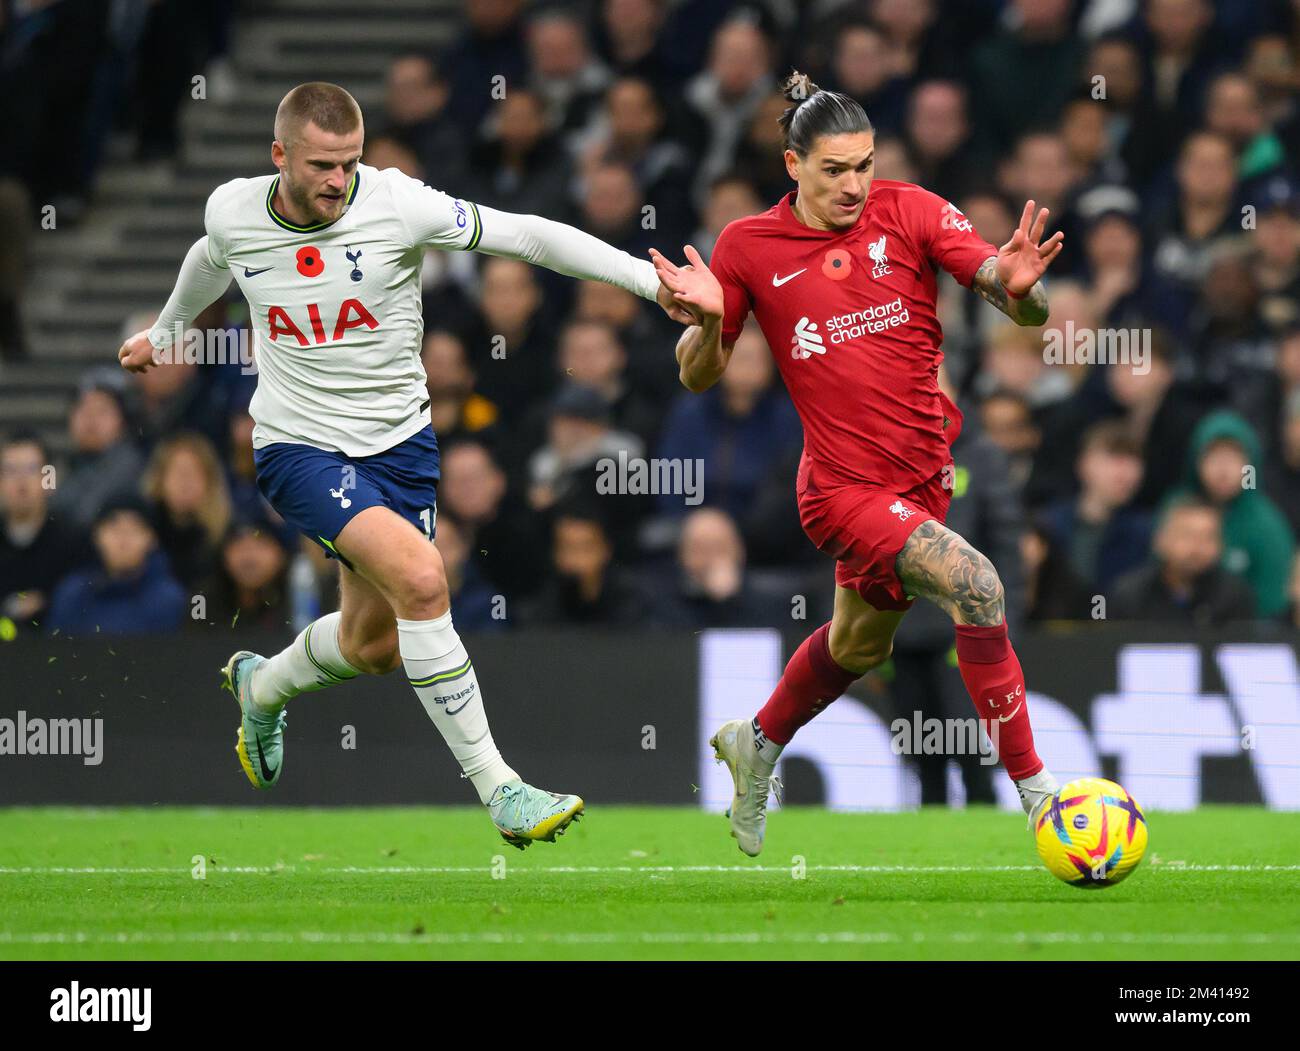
266, 170, 360, 233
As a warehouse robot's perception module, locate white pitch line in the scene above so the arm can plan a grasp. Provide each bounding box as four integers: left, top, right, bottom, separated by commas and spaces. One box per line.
0, 930, 1296, 947
0, 863, 1298, 875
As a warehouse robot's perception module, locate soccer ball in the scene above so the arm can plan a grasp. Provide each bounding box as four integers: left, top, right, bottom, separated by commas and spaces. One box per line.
1034, 777, 1148, 888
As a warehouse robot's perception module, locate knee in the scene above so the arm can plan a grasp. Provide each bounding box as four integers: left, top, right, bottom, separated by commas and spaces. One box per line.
341, 625, 401, 676
391, 561, 449, 620
954, 554, 1005, 624
828, 627, 894, 676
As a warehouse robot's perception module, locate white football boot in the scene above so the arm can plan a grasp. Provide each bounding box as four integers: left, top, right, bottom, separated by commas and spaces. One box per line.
1016, 768, 1060, 830
709, 718, 782, 857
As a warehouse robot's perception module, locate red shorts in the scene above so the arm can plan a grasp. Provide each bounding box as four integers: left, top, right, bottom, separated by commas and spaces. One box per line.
797, 454, 953, 612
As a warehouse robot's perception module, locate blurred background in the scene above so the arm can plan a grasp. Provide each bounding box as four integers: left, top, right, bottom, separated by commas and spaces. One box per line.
0, 0, 1297, 809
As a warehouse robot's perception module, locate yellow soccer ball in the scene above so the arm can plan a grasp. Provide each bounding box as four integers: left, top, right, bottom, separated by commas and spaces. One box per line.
1034, 777, 1148, 888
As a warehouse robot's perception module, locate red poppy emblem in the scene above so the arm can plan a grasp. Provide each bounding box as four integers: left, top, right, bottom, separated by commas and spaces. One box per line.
296, 246, 324, 277
822, 248, 852, 281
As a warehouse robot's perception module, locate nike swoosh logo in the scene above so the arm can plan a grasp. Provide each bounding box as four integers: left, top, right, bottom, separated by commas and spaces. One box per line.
243, 266, 274, 277
256, 740, 278, 781
445, 698, 471, 716
997, 703, 1023, 723
772, 269, 807, 287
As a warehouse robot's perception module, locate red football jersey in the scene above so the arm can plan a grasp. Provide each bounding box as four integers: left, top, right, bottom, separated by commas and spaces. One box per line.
710, 180, 996, 491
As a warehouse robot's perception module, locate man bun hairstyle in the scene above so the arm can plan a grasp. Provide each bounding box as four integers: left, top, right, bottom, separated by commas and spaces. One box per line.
777, 70, 872, 157
274, 82, 363, 146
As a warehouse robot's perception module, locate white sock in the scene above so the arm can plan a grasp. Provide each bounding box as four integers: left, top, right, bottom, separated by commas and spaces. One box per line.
251, 611, 359, 710
397, 612, 517, 804
751, 717, 782, 768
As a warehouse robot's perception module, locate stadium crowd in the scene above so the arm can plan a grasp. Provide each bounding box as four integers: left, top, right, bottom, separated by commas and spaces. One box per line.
2, 0, 1300, 639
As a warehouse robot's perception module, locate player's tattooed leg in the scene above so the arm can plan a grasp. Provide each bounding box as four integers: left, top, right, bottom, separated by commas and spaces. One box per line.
894, 520, 1005, 626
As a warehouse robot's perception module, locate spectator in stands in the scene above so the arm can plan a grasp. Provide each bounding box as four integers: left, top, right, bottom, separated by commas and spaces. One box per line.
581, 77, 694, 246
438, 439, 544, 602
46, 495, 186, 636
661, 507, 787, 628
362, 134, 423, 180
380, 51, 465, 193
1144, 131, 1242, 342
554, 319, 660, 448
525, 500, 646, 626
868, 0, 963, 83
439, 0, 528, 136
52, 371, 145, 532
1110, 495, 1255, 625
823, 18, 907, 136
1044, 421, 1153, 594
1189, 241, 1275, 392
693, 173, 764, 259
527, 382, 643, 516
422, 329, 499, 446
1022, 520, 1095, 621
1074, 185, 1150, 326
1032, 333, 1203, 511
1251, 176, 1300, 332
594, 0, 673, 87
525, 7, 610, 142
468, 87, 573, 219
576, 160, 652, 257
143, 433, 231, 593
655, 324, 802, 522
903, 80, 987, 204
126, 319, 230, 453
1204, 71, 1288, 182
979, 390, 1041, 496
199, 514, 291, 631
470, 258, 557, 421
1083, 33, 1168, 189
0, 431, 85, 633
1166, 410, 1296, 617
572, 277, 682, 403
683, 17, 775, 199
1059, 94, 1125, 190
728, 91, 797, 207
433, 514, 502, 633
1136, 0, 1222, 140
969, 0, 1082, 151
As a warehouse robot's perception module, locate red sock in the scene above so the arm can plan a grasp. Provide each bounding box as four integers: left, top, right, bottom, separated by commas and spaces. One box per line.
954, 623, 1043, 781
755, 623, 861, 744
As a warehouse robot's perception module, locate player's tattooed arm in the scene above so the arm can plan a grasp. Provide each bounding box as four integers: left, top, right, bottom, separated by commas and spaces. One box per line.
895, 520, 1006, 626
971, 199, 1064, 327
972, 256, 1050, 327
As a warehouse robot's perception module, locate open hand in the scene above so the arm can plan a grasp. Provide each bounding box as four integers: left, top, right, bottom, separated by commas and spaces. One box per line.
997, 200, 1064, 296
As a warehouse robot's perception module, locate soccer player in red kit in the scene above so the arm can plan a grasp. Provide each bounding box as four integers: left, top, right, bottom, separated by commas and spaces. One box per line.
651, 74, 1065, 856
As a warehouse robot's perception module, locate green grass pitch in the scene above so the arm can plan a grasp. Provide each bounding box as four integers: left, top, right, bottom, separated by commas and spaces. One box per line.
0, 806, 1297, 960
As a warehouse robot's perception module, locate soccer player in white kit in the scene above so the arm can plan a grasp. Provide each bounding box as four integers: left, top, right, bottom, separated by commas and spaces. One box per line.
118, 82, 686, 847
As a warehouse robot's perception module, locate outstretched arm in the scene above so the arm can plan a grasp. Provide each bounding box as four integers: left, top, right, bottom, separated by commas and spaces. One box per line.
118, 236, 231, 372
651, 245, 732, 392
472, 205, 689, 321
970, 199, 1062, 327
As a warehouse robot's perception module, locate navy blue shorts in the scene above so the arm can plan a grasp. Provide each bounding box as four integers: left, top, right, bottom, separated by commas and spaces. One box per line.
254, 425, 440, 568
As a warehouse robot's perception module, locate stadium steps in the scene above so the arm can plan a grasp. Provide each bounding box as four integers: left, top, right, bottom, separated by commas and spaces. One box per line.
12, 0, 462, 439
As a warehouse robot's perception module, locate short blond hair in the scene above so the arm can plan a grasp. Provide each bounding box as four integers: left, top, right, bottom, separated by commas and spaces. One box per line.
274, 82, 363, 147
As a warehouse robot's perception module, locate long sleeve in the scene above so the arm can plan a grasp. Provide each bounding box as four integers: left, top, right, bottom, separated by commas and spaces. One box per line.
148, 236, 232, 349
472, 204, 660, 302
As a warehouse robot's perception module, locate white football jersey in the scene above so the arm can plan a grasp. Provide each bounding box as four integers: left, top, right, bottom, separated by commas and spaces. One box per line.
203, 163, 478, 456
